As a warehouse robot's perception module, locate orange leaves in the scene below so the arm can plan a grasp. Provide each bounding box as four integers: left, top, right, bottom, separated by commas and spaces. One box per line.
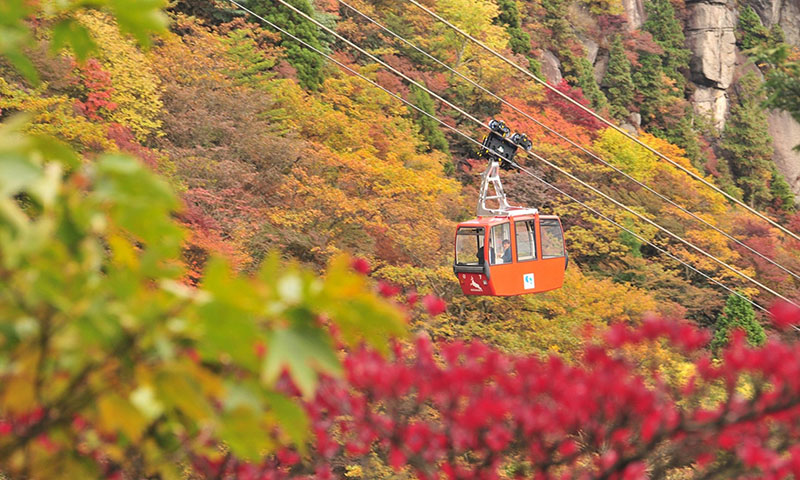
261, 70, 465, 265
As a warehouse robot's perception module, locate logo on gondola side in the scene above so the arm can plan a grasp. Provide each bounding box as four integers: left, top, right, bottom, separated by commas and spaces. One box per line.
470, 276, 483, 292
523, 273, 535, 289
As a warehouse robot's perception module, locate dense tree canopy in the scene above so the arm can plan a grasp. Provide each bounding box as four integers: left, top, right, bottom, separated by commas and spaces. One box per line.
1, 0, 800, 477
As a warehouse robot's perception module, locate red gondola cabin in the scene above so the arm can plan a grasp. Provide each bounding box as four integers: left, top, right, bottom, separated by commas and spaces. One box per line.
453, 119, 567, 296
454, 209, 566, 296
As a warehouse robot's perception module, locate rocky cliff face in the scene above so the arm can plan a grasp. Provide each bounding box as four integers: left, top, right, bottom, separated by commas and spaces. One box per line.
621, 0, 645, 30
682, 0, 800, 197
768, 110, 800, 195
747, 0, 800, 46
542, 0, 800, 197
686, 0, 737, 131
747, 0, 800, 197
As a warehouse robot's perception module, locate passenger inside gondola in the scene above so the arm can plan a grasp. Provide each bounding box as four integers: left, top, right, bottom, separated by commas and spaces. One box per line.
490, 223, 510, 264
501, 239, 512, 263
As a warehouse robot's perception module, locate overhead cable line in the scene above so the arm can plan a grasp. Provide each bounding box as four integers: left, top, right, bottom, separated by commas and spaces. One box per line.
521, 148, 797, 307
406, 0, 800, 245
268, 0, 799, 307
507, 161, 769, 314
223, 0, 776, 316
335, 0, 800, 283
221, 0, 796, 321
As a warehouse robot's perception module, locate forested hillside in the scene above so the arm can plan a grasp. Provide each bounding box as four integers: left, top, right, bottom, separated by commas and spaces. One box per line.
6, 0, 796, 329
2, 0, 800, 477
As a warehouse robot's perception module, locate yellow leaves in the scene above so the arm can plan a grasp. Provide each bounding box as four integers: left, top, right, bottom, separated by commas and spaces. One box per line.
321, 255, 406, 352
579, 0, 625, 15
593, 128, 657, 182
98, 393, 149, 442
345, 465, 364, 477
0, 79, 115, 152
523, 267, 661, 359
639, 132, 695, 172
155, 370, 215, 421
79, 11, 163, 141
585, 128, 756, 297
108, 233, 138, 269
436, 0, 503, 39
262, 72, 466, 265
543, 267, 659, 323
559, 198, 654, 260
0, 350, 37, 415
411, 0, 509, 88
218, 406, 276, 460
638, 133, 728, 215
152, 19, 238, 87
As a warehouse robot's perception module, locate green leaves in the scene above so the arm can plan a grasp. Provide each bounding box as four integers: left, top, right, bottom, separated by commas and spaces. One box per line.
109, 0, 168, 49
711, 292, 765, 354
219, 406, 275, 460
0, 0, 39, 83
754, 44, 800, 151
263, 321, 342, 398
247, 0, 330, 89
95, 154, 180, 244
51, 18, 97, 60
0, 116, 409, 476
197, 252, 405, 398
720, 71, 775, 209
604, 35, 634, 121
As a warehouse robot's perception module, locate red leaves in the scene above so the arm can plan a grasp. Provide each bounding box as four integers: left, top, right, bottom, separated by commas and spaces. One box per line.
403, 422, 431, 454
185, 348, 201, 363
484, 424, 512, 452
545, 80, 604, 131
405, 291, 418, 306
200, 308, 800, 479
389, 446, 405, 470
254, 340, 266, 359
769, 300, 800, 330
599, 449, 619, 470
421, 294, 446, 316
71, 415, 88, 432
640, 413, 660, 443
377, 280, 401, 298
73, 59, 117, 121
350, 257, 370, 275
604, 316, 711, 352
275, 447, 300, 466
622, 461, 647, 480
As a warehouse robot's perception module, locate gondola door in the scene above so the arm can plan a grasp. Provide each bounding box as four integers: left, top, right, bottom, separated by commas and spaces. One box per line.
454, 224, 493, 295
533, 216, 566, 293
485, 221, 515, 295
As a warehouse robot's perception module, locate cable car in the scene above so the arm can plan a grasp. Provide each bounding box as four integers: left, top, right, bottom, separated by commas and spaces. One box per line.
453, 120, 567, 296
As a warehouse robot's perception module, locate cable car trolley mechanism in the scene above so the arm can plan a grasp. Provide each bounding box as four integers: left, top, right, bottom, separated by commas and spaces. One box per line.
454, 120, 567, 296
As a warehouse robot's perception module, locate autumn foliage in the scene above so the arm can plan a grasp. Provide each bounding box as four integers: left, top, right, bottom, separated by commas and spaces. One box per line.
2, 0, 800, 478
196, 301, 800, 479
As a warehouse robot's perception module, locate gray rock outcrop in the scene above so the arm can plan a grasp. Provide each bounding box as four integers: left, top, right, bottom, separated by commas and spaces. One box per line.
746, 0, 800, 46
579, 35, 600, 64
622, 0, 645, 30
767, 110, 800, 196
685, 0, 737, 129
739, 0, 800, 199
691, 87, 729, 131
540, 50, 563, 84
593, 51, 609, 84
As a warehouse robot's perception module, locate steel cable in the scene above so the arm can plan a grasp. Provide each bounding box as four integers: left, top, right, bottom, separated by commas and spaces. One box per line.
334, 0, 800, 283
267, 0, 799, 307
406, 0, 800, 245
221, 0, 800, 320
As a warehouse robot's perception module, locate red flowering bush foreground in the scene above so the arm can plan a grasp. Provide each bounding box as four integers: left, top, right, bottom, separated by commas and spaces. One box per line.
198, 304, 800, 480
